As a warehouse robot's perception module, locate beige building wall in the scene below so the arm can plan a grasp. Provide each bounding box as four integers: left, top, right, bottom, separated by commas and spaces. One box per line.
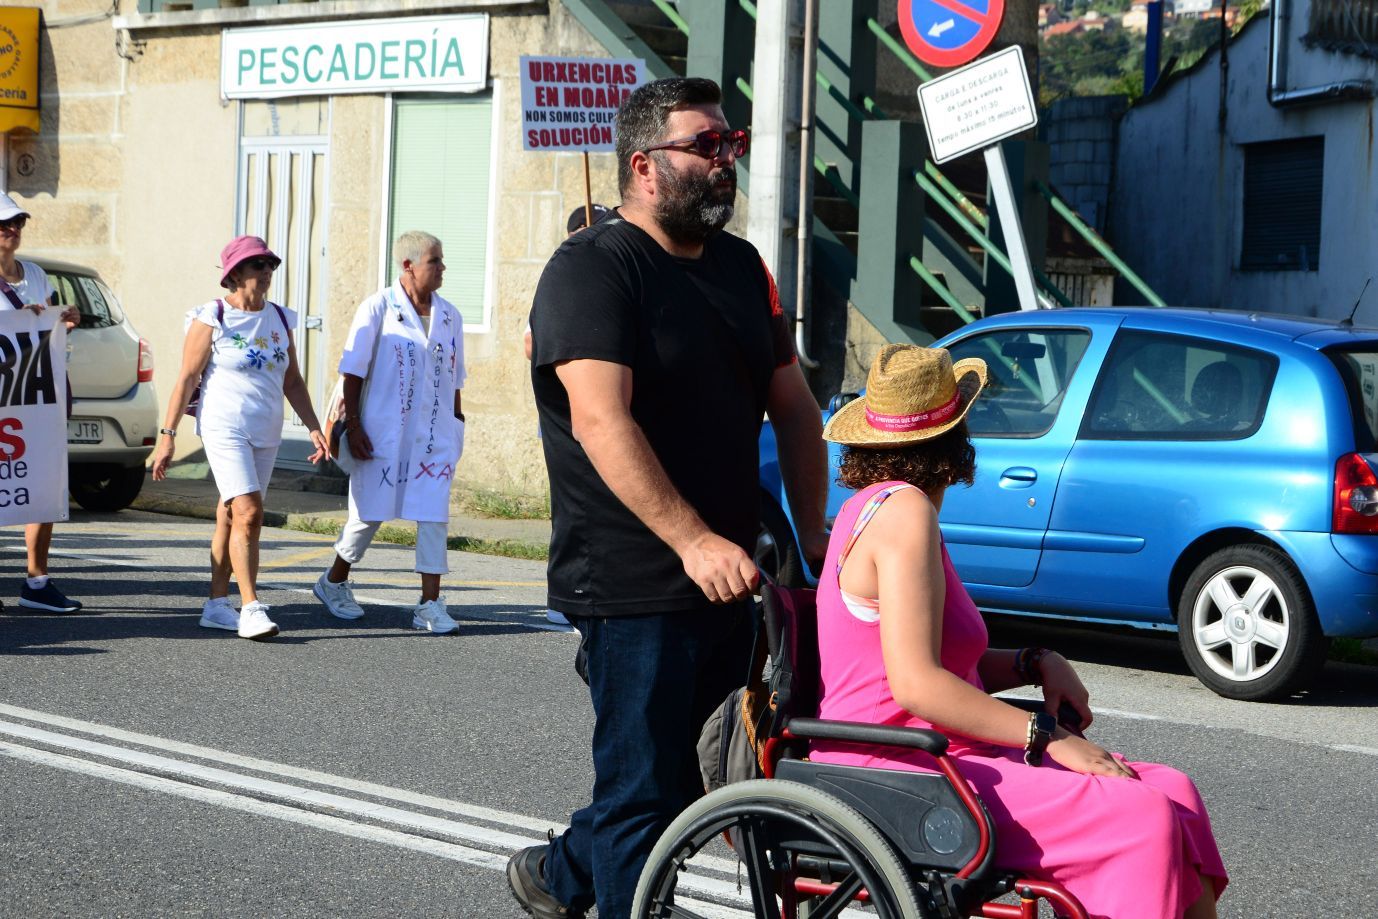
15, 0, 631, 502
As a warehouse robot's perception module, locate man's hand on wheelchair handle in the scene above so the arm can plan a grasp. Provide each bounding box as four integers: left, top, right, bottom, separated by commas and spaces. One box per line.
1038, 652, 1094, 731
681, 532, 759, 604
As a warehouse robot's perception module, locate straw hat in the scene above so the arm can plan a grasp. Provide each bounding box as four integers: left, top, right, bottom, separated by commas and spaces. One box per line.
823, 344, 986, 447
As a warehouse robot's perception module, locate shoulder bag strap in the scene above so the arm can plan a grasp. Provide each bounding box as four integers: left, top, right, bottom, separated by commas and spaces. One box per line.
835, 484, 918, 578
0, 275, 26, 310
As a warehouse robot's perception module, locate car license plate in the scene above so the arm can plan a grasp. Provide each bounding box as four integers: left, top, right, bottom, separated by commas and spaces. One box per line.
67, 419, 103, 444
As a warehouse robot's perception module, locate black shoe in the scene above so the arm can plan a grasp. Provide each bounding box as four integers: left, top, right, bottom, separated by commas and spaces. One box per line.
507, 845, 584, 919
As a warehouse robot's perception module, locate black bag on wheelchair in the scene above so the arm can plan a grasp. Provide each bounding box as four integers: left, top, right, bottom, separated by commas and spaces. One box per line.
696, 585, 817, 792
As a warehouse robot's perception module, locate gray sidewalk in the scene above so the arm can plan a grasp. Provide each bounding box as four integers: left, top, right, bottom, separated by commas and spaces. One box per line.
131, 468, 551, 547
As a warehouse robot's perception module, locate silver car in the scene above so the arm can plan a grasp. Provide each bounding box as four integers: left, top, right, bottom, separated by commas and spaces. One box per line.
40, 258, 158, 511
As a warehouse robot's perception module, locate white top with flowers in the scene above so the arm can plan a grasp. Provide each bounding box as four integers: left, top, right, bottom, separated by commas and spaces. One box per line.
191, 299, 299, 448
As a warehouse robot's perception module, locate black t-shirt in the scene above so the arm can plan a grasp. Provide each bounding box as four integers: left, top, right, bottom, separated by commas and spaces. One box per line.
530, 216, 795, 616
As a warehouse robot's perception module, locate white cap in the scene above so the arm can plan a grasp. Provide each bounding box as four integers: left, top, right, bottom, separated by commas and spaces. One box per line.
0, 193, 30, 222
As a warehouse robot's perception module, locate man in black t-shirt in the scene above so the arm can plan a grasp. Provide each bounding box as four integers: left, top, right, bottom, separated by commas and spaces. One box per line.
508, 78, 828, 919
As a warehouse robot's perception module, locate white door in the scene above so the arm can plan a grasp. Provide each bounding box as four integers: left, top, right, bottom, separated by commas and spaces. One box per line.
236, 137, 329, 469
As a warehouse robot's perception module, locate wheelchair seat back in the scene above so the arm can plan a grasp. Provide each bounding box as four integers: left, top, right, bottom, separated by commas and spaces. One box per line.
760, 582, 821, 737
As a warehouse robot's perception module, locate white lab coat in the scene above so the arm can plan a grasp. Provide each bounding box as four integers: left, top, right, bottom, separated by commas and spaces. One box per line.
338, 282, 465, 523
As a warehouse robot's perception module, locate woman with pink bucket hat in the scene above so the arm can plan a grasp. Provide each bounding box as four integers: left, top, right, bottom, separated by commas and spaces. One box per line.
151, 236, 327, 640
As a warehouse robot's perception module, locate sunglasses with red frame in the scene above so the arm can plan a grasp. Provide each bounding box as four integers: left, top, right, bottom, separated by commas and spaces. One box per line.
644, 129, 749, 160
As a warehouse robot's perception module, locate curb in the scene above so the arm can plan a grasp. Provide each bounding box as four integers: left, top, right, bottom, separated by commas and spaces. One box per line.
130, 494, 343, 531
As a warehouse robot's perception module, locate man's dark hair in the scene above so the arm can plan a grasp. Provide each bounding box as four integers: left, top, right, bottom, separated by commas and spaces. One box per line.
615, 77, 723, 195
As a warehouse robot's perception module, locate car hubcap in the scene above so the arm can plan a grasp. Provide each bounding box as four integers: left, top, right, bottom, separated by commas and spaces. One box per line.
1192, 565, 1290, 682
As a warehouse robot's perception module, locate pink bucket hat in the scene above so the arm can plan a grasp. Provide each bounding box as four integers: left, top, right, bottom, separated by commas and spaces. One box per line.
219, 235, 281, 287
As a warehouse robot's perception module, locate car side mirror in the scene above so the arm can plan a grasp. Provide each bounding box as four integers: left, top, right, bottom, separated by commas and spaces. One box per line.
827, 392, 860, 414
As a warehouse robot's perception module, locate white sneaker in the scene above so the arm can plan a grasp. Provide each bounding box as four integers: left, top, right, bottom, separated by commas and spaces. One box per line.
199, 597, 239, 631
412, 597, 458, 634
238, 601, 279, 640
313, 573, 365, 620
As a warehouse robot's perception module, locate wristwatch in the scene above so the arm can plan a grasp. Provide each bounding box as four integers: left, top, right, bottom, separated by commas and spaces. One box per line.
159, 427, 177, 438
1024, 711, 1056, 766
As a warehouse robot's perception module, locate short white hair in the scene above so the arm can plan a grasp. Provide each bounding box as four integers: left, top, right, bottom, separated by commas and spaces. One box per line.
394, 230, 442, 268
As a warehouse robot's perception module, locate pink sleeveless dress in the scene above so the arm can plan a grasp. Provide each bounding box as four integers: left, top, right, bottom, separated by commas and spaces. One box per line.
811, 481, 1228, 919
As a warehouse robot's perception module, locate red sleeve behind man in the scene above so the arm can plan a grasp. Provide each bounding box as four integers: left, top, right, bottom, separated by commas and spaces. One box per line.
761, 258, 798, 369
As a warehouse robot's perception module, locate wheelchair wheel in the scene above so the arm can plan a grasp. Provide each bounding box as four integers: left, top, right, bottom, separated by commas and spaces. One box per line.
633, 779, 929, 919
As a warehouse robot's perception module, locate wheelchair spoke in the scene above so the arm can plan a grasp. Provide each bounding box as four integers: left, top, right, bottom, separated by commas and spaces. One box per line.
738, 817, 784, 919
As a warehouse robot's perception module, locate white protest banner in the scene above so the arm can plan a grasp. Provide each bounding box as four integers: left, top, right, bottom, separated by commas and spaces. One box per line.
916, 45, 1038, 165
520, 55, 646, 152
0, 310, 68, 525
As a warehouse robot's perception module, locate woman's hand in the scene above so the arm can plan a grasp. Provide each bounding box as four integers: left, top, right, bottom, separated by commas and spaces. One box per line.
1039, 652, 1093, 731
59, 306, 79, 329
346, 422, 373, 461
306, 429, 328, 464
1047, 731, 1138, 779
150, 439, 175, 481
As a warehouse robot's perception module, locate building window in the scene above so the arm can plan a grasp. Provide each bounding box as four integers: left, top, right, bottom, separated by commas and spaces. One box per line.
1240, 137, 1324, 272
388, 95, 495, 329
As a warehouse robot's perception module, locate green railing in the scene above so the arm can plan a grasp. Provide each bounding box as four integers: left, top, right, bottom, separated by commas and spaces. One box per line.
614, 0, 1164, 325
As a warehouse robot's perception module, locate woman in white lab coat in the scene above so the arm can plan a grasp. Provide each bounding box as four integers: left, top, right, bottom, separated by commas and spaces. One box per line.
312, 230, 465, 634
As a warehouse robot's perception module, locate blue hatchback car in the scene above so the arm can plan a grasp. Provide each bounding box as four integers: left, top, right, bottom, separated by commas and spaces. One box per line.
758, 307, 1378, 701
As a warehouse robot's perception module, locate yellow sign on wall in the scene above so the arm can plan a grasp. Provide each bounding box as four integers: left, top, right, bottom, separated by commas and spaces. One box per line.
0, 7, 39, 133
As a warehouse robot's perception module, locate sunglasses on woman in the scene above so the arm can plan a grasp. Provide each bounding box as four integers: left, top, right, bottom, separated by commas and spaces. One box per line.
243, 257, 278, 272
644, 129, 749, 160
0, 216, 28, 231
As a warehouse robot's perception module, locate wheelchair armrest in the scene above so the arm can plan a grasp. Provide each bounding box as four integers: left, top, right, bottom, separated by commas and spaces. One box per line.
785, 717, 949, 756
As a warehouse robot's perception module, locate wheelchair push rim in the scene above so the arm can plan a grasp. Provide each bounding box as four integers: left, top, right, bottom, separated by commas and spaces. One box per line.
632, 779, 929, 919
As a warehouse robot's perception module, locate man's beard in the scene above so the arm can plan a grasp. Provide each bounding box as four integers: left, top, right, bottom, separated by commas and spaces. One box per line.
653, 154, 736, 244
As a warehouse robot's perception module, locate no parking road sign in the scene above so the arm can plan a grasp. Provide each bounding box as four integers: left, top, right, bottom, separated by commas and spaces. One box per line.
898, 0, 1005, 69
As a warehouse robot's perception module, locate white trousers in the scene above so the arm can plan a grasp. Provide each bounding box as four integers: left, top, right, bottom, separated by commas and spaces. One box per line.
334, 517, 449, 575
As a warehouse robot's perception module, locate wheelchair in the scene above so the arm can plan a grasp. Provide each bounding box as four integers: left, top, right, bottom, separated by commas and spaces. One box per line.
632, 584, 1089, 919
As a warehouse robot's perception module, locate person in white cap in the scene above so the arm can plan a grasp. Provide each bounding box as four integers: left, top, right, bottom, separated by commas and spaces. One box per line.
151, 235, 327, 640
311, 230, 466, 635
0, 193, 83, 615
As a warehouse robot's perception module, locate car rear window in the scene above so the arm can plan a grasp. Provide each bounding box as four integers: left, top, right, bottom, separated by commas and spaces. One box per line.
49, 271, 125, 329
1083, 330, 1277, 440
1326, 348, 1378, 452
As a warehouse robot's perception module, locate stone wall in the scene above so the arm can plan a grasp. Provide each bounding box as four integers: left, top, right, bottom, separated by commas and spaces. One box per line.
1041, 95, 1127, 234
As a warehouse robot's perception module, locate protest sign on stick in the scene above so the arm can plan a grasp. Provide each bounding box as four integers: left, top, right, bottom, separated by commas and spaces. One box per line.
520, 54, 646, 223
0, 310, 69, 526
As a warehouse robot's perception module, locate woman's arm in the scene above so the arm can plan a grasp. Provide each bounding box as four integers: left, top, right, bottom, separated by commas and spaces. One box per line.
282, 332, 327, 463
150, 322, 214, 481
856, 492, 1132, 778
978, 647, 1094, 730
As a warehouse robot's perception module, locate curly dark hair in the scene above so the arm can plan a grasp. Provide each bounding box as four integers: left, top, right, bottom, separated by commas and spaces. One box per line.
837, 421, 977, 494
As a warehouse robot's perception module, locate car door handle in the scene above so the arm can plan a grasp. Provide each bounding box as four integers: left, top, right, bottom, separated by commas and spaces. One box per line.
999, 466, 1038, 488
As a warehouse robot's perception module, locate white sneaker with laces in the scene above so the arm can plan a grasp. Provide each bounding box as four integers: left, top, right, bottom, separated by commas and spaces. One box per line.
199, 597, 239, 631
313, 572, 365, 620
412, 597, 458, 634
238, 601, 279, 640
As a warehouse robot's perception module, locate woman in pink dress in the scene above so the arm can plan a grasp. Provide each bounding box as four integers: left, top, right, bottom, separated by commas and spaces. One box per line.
811, 344, 1227, 919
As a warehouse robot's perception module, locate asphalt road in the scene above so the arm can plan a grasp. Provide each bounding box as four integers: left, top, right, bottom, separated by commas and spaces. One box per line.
1, 510, 1375, 918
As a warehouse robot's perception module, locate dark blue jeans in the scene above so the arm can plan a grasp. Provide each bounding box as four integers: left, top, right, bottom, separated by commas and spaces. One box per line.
544, 603, 754, 919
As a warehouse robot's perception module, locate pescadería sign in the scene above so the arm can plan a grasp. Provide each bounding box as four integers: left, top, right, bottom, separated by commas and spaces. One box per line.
221, 14, 488, 100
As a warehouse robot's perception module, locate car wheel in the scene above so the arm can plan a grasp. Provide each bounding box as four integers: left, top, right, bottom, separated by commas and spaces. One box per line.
756, 494, 804, 588
1176, 544, 1329, 701
69, 464, 147, 513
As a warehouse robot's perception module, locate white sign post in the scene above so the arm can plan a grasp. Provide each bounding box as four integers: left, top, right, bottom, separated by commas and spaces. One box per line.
520, 55, 645, 226
0, 310, 68, 525
917, 46, 1042, 311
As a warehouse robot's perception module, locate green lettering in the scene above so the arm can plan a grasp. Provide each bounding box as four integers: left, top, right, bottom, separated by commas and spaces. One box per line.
379, 40, 400, 80
328, 44, 349, 80
439, 37, 463, 77
237, 48, 256, 84
404, 39, 426, 79
259, 47, 277, 85
281, 45, 300, 84
354, 42, 376, 81
303, 45, 324, 83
